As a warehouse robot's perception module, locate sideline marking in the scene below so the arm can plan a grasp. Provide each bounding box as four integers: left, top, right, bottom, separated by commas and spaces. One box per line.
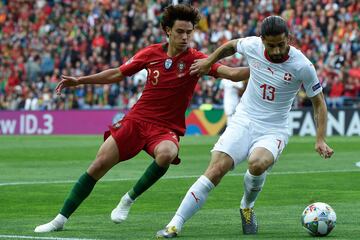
0, 169, 358, 187
0, 235, 98, 240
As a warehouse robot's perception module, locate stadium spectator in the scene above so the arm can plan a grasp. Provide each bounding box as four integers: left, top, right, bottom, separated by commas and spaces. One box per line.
220, 78, 245, 124
0, 0, 359, 110
328, 75, 345, 108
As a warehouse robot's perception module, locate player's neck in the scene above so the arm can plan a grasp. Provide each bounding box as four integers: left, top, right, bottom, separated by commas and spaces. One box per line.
166, 44, 187, 57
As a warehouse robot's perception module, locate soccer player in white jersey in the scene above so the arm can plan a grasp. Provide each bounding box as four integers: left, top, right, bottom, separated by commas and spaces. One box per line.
156, 16, 334, 238
221, 79, 245, 124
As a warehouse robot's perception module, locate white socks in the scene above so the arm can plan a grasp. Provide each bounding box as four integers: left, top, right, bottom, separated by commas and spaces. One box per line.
240, 170, 267, 209
166, 175, 215, 232
34, 214, 68, 233
111, 192, 134, 223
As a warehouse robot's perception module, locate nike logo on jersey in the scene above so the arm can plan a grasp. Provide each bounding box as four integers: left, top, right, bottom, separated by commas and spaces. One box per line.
149, 61, 161, 65
169, 131, 177, 140
267, 67, 274, 75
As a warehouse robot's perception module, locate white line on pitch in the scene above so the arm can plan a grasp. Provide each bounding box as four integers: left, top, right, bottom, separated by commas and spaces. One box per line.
0, 169, 358, 187
0, 235, 98, 240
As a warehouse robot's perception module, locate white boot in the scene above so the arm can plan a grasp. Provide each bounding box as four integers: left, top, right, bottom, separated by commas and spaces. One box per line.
34, 214, 68, 233
111, 193, 134, 223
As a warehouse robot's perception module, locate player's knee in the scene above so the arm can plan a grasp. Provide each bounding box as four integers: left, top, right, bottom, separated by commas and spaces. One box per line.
157, 150, 177, 161
248, 158, 269, 175
155, 148, 177, 166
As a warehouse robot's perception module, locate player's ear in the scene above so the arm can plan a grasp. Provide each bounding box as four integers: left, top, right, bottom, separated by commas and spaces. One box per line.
165, 26, 171, 36
260, 35, 266, 44
287, 34, 293, 45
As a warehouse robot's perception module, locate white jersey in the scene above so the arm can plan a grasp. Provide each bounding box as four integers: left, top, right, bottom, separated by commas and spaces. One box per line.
221, 79, 244, 116
234, 36, 322, 132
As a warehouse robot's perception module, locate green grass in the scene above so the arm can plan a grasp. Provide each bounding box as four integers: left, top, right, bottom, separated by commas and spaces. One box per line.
0, 135, 359, 239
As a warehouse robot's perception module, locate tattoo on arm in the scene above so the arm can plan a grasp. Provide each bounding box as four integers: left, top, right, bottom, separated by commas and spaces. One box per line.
217, 46, 236, 61
210, 41, 237, 63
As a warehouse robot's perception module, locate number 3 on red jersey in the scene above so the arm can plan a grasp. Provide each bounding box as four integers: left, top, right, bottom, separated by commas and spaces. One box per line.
148, 69, 160, 85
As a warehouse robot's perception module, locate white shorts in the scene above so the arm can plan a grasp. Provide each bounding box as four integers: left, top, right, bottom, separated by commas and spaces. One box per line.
212, 117, 289, 168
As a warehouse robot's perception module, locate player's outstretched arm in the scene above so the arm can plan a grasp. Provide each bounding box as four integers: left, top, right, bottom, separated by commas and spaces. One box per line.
55, 68, 124, 95
190, 39, 239, 76
217, 66, 250, 82
310, 92, 334, 159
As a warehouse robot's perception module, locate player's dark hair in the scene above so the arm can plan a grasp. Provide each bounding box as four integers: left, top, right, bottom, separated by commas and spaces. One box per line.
161, 4, 201, 36
260, 16, 289, 37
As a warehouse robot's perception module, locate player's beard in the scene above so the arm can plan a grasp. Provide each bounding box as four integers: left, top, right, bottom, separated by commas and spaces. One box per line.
269, 54, 285, 63
268, 46, 289, 63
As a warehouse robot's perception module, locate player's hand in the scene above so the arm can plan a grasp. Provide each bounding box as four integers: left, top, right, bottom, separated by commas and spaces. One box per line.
190, 58, 211, 76
55, 75, 80, 95
315, 140, 334, 159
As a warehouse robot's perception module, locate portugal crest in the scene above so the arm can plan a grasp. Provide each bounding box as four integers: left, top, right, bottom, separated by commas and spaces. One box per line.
164, 58, 173, 70
177, 61, 186, 72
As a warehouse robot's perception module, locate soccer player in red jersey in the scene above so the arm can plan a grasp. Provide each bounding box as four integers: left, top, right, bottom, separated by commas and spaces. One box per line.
34, 4, 250, 233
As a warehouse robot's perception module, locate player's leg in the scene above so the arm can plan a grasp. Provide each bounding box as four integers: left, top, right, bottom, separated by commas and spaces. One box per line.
157, 151, 233, 238
239, 147, 273, 235
111, 127, 179, 223
34, 136, 120, 233
240, 135, 287, 234
157, 121, 250, 238
129, 140, 178, 199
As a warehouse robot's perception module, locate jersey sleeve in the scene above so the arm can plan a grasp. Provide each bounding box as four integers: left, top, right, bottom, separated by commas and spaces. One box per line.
119, 48, 148, 76
236, 36, 260, 58
300, 63, 322, 98
236, 38, 254, 57
236, 38, 246, 55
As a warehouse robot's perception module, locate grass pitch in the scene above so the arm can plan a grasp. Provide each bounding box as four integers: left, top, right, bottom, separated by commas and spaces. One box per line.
0, 135, 359, 240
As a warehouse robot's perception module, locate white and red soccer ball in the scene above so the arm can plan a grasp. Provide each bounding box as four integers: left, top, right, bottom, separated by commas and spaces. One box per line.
301, 202, 336, 237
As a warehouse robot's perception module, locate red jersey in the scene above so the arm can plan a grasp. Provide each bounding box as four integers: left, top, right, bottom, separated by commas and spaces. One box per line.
119, 43, 220, 136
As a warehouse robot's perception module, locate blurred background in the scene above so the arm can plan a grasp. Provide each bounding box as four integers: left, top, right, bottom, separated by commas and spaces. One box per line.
0, 0, 358, 111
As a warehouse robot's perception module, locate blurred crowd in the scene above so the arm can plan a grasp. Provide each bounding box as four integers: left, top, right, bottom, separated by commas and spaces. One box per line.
0, 0, 359, 111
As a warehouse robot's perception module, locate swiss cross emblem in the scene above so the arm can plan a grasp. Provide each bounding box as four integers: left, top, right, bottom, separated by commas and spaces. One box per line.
284, 72, 292, 81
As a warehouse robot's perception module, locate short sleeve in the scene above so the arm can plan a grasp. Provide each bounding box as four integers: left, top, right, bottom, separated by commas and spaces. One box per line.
236, 38, 246, 55
300, 63, 322, 98
119, 49, 148, 76
236, 37, 260, 58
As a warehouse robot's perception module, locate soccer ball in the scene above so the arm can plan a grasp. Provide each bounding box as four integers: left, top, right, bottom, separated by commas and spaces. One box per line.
301, 202, 336, 237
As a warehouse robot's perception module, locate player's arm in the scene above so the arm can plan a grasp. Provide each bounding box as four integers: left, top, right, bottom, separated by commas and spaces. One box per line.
216, 66, 250, 82
310, 92, 334, 159
190, 39, 239, 76
55, 68, 124, 95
